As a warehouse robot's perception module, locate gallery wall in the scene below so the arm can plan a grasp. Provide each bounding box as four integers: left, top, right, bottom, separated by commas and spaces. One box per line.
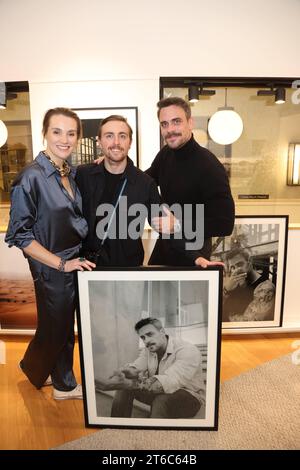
0, 0, 299, 332
1, 0, 300, 81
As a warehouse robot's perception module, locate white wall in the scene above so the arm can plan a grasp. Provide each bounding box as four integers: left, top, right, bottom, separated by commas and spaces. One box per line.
1, 0, 300, 81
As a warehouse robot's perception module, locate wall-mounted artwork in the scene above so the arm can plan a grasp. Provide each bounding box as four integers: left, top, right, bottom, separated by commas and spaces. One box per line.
0, 236, 37, 333
77, 267, 222, 430
72, 107, 139, 167
211, 216, 288, 330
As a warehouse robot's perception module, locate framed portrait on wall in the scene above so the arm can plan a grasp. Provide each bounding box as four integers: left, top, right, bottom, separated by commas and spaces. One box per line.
77, 266, 222, 430
211, 215, 288, 330
0, 237, 37, 334
72, 107, 139, 167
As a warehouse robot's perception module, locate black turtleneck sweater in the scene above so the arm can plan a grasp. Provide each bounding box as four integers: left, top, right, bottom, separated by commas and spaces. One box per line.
146, 136, 235, 265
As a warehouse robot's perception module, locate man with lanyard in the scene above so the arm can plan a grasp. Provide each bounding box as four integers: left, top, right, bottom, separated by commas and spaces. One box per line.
76, 114, 176, 266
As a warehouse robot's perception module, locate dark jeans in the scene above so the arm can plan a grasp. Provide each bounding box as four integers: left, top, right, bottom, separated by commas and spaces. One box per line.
111, 389, 201, 419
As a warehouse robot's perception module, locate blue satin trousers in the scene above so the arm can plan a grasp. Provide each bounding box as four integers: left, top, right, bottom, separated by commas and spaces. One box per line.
20, 265, 78, 391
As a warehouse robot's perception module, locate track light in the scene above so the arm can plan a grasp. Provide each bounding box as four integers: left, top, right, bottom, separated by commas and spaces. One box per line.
257, 86, 286, 104
188, 85, 199, 103
0, 82, 6, 109
199, 87, 216, 96
188, 84, 216, 103
275, 87, 286, 104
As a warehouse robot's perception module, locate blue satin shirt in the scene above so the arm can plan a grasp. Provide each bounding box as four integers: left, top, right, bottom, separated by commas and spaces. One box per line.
5, 152, 88, 274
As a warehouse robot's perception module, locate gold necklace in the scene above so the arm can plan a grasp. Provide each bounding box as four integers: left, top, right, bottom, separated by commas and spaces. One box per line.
43, 151, 71, 177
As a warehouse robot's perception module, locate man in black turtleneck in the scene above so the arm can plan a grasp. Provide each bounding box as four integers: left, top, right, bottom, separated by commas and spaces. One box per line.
146, 97, 235, 267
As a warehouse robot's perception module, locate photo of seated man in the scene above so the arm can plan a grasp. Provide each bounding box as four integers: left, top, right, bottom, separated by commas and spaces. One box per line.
95, 317, 206, 419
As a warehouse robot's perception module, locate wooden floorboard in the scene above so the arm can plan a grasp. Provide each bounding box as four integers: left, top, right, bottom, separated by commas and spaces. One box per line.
0, 332, 298, 449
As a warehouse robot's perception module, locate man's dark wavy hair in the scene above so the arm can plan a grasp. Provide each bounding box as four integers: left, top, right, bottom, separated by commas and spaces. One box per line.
157, 97, 191, 120
134, 317, 163, 333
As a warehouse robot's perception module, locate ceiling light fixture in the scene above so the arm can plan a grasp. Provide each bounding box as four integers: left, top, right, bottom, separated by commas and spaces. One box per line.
188, 84, 216, 103
257, 85, 286, 104
188, 85, 199, 103
208, 88, 243, 145
275, 87, 286, 104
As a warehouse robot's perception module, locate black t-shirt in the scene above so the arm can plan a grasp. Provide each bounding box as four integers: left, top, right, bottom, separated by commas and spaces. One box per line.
94, 168, 124, 263
75, 158, 161, 267
98, 167, 124, 207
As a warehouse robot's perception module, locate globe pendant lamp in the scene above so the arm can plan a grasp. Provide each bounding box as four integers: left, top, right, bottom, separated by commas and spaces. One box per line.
0, 120, 8, 147
208, 88, 243, 145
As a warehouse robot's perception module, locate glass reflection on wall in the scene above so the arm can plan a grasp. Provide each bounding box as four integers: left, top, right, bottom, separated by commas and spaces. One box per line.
0, 83, 32, 230
142, 280, 208, 330
162, 86, 300, 211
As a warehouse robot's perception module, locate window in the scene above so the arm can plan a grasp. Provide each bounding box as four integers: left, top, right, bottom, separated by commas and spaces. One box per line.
160, 77, 300, 224
0, 82, 32, 231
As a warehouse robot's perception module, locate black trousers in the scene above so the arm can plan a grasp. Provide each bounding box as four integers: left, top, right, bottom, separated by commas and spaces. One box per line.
20, 265, 78, 391
111, 389, 201, 418
149, 237, 212, 266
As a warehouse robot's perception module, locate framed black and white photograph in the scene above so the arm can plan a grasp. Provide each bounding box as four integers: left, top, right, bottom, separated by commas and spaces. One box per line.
77, 267, 222, 429
72, 107, 139, 167
211, 215, 288, 330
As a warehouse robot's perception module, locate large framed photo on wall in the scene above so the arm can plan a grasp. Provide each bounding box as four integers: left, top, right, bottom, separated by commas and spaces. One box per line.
211, 215, 288, 330
77, 267, 222, 430
72, 107, 139, 167
0, 237, 37, 334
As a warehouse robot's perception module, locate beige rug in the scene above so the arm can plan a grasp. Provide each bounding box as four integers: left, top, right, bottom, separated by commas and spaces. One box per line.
54, 353, 300, 450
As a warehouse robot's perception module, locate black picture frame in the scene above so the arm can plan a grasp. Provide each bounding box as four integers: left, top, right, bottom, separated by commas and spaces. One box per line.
211, 215, 288, 330
72, 107, 139, 167
77, 266, 222, 429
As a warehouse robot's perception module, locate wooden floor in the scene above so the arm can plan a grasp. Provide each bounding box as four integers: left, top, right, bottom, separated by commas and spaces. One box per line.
0, 332, 299, 450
